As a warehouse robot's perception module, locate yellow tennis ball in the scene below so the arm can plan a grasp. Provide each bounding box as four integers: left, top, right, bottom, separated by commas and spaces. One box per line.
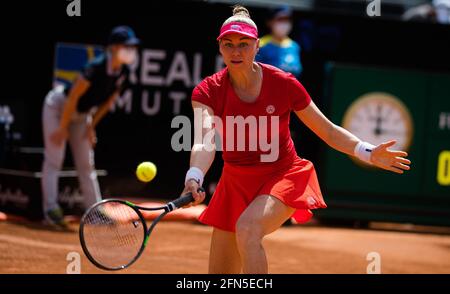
136, 162, 157, 183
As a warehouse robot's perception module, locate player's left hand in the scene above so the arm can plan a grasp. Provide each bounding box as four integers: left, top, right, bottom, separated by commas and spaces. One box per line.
371, 140, 411, 174
85, 124, 97, 147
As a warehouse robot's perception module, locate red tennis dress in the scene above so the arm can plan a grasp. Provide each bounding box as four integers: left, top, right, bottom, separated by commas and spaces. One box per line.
192, 63, 327, 232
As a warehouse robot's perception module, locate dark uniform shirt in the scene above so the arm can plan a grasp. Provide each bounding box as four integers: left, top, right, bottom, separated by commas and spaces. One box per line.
67, 54, 129, 113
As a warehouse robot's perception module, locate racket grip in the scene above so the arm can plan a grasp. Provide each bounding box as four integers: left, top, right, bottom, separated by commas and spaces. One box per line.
169, 187, 205, 210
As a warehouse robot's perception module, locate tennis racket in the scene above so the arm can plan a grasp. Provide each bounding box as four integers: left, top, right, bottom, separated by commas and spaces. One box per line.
79, 188, 204, 271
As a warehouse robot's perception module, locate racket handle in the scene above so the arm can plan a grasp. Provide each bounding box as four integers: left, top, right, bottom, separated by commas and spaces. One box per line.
169, 187, 205, 211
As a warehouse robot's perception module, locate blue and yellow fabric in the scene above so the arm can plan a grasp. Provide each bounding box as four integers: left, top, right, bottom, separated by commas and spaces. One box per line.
53, 43, 104, 88
256, 35, 302, 77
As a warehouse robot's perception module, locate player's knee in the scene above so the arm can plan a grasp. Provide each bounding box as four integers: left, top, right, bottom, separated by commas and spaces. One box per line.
76, 161, 96, 177
43, 154, 64, 171
235, 217, 263, 247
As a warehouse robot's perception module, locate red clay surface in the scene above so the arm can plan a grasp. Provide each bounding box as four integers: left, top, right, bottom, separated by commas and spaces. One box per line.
1, 219, 449, 274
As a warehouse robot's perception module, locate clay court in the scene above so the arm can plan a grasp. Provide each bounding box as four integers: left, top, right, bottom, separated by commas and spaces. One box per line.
1, 218, 450, 274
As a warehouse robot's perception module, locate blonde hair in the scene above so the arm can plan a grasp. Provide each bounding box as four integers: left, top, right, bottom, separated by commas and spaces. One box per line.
222, 5, 257, 29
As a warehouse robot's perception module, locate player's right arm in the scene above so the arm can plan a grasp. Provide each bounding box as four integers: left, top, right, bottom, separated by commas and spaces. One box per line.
50, 76, 90, 146
181, 101, 216, 206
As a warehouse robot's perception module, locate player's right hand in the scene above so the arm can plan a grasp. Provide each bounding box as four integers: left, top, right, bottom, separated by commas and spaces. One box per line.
181, 179, 205, 208
50, 128, 68, 146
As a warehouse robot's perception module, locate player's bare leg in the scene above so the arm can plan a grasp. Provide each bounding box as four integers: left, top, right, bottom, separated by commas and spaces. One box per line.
236, 195, 295, 274
208, 228, 242, 273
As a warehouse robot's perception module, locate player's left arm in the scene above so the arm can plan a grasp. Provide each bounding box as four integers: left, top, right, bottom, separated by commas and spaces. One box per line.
295, 101, 411, 174
92, 91, 118, 128
85, 91, 118, 146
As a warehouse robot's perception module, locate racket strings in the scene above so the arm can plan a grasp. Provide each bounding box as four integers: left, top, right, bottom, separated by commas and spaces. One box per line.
82, 202, 145, 269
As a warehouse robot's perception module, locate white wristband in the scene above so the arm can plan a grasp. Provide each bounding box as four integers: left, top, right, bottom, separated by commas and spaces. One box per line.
185, 167, 204, 186
354, 141, 376, 164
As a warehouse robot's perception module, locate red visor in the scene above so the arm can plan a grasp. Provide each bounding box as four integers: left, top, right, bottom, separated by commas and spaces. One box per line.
217, 21, 258, 40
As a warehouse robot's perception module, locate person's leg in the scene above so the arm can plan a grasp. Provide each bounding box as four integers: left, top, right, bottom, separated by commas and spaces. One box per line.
235, 195, 295, 274
208, 228, 242, 274
68, 114, 101, 210
41, 91, 67, 215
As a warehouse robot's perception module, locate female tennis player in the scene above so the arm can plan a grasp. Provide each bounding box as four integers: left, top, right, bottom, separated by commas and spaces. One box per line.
181, 6, 411, 274
41, 26, 140, 227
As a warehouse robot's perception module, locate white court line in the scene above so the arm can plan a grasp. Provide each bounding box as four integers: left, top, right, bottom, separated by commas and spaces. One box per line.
0, 234, 79, 251
0, 168, 107, 178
